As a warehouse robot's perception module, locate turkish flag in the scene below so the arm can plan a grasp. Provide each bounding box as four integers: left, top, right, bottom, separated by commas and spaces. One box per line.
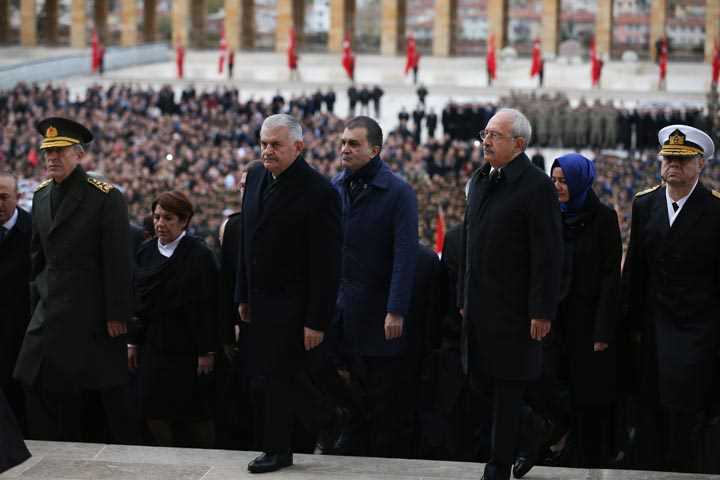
590, 37, 603, 86
404, 33, 419, 75
487, 34, 497, 80
658, 38, 668, 81
91, 29, 100, 73
218, 29, 228, 74
341, 34, 355, 80
530, 38, 541, 77
288, 27, 298, 70
28, 148, 38, 167
434, 207, 446, 254
176, 42, 185, 79
713, 41, 720, 84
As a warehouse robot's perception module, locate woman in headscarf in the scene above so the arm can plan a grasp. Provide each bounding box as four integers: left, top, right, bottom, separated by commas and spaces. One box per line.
129, 191, 219, 447
550, 153, 622, 467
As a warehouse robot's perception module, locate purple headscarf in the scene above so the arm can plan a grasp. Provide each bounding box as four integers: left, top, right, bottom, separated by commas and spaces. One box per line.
551, 153, 596, 214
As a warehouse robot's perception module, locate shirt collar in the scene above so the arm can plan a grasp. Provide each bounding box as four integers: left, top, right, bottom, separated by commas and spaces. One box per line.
157, 230, 186, 258
2, 207, 18, 232
665, 178, 698, 225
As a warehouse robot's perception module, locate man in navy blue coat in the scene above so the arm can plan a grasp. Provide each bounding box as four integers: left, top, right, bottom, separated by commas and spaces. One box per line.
331, 116, 418, 456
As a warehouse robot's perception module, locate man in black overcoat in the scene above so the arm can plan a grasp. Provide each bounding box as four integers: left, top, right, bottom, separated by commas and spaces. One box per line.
236, 114, 343, 473
622, 125, 720, 473
460, 108, 563, 480
0, 173, 32, 426
13, 118, 136, 443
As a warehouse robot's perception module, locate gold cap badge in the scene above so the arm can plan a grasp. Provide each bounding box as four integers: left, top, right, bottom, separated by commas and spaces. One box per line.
46, 126, 58, 138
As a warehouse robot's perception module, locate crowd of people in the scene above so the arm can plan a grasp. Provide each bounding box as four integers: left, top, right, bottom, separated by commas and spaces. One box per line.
1, 81, 720, 478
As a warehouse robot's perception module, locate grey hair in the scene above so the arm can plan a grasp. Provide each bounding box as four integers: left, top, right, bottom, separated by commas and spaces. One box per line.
260, 114, 303, 142
496, 108, 532, 149
0, 171, 18, 193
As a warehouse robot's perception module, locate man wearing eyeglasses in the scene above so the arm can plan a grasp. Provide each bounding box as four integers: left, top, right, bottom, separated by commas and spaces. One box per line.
459, 109, 562, 480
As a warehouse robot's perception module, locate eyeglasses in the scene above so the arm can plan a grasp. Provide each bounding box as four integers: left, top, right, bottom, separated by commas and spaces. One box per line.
478, 130, 515, 142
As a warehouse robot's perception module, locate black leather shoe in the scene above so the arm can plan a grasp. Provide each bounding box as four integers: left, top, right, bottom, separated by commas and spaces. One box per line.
247, 452, 293, 473
481, 462, 511, 480
513, 418, 553, 478
316, 407, 351, 454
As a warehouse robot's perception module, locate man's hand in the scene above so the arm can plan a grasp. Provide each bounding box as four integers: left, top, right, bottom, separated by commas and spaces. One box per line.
594, 342, 609, 352
385, 313, 404, 340
128, 345, 138, 370
530, 319, 551, 341
304, 327, 324, 351
107, 320, 127, 338
197, 354, 215, 375
238, 303, 250, 323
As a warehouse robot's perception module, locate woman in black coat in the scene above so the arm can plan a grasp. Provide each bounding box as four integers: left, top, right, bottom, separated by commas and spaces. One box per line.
550, 153, 622, 467
130, 191, 218, 447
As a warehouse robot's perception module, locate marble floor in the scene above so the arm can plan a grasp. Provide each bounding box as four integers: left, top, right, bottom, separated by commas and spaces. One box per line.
1, 441, 718, 480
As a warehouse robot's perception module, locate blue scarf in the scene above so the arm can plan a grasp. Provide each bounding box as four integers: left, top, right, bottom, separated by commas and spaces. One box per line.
552, 153, 596, 215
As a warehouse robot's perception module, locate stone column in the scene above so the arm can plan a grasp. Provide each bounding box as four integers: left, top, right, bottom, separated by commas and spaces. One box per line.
541, 0, 559, 55
120, 0, 137, 46
487, 0, 508, 49
70, 0, 86, 47
226, 0, 256, 50
94, 0, 108, 44
433, 0, 456, 56
380, 0, 406, 56
20, 0, 36, 47
143, 0, 157, 42
595, 0, 612, 56
172, 0, 189, 46
0, 0, 9, 44
293, 0, 305, 45
649, 0, 667, 61
276, 0, 293, 52
190, 0, 207, 48
707, 0, 720, 62
328, 0, 354, 53
44, 0, 59, 45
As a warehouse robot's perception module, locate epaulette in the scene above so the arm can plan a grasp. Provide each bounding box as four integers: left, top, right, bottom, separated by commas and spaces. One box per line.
87, 177, 114, 193
34, 178, 52, 192
713, 190, 720, 200
635, 184, 661, 197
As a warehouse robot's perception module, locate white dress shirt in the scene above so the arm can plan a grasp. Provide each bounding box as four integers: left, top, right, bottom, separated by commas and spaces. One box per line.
157, 230, 186, 258
666, 179, 698, 227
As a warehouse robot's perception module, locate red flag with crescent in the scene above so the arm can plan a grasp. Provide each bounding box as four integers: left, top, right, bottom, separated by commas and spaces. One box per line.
487, 34, 497, 80
530, 38, 541, 77
288, 27, 298, 70
341, 34, 355, 80
218, 29, 228, 74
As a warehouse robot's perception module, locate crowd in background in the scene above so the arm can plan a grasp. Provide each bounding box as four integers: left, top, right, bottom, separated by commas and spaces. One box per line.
2, 81, 720, 474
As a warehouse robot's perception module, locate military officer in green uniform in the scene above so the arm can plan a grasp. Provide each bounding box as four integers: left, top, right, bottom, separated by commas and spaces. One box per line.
14, 117, 137, 443
623, 125, 720, 473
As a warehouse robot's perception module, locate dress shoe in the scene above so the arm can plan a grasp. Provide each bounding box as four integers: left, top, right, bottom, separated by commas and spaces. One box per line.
315, 406, 351, 454
513, 417, 553, 478
247, 452, 293, 473
481, 462, 511, 480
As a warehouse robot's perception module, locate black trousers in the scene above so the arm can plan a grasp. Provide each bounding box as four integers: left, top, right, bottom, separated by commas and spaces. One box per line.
257, 368, 333, 453
488, 378, 526, 470
25, 383, 139, 444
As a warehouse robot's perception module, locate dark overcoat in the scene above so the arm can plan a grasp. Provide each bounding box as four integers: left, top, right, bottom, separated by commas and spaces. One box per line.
460, 153, 563, 381
236, 156, 342, 376
0, 207, 32, 388
332, 160, 418, 357
623, 183, 720, 411
14, 166, 132, 391
555, 190, 621, 406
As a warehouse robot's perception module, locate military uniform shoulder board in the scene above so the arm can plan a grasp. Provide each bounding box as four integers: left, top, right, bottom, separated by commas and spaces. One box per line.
712, 190, 720, 200
87, 177, 114, 193
635, 184, 661, 197
34, 178, 52, 192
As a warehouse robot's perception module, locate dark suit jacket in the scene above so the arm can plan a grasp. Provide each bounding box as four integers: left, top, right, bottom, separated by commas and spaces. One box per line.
14, 166, 132, 391
623, 182, 720, 411
0, 207, 32, 387
460, 153, 563, 381
236, 156, 342, 376
219, 212, 242, 347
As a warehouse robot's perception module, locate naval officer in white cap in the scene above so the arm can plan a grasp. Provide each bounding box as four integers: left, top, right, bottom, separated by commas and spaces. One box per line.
622, 124, 720, 473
